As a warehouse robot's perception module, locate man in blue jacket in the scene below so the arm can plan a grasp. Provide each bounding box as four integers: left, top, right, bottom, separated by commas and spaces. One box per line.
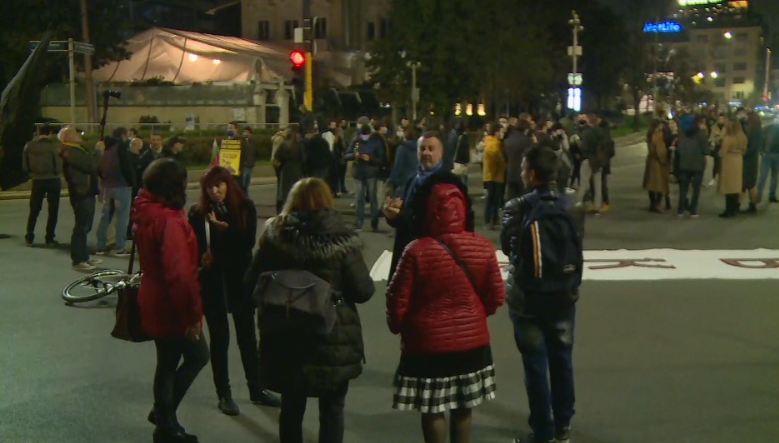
345, 116, 385, 231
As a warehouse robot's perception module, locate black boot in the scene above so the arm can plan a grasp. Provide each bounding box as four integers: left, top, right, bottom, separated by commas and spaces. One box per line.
250, 387, 281, 407
153, 428, 199, 443
147, 409, 198, 443
218, 393, 240, 416
741, 203, 757, 214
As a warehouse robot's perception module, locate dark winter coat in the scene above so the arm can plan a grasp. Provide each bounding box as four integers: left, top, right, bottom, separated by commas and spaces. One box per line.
386, 171, 475, 281
387, 183, 504, 354
245, 209, 375, 397
188, 199, 257, 313
743, 126, 761, 190
274, 140, 305, 204
304, 134, 332, 179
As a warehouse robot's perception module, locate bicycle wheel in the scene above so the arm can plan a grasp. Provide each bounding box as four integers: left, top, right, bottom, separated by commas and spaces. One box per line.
62, 269, 129, 304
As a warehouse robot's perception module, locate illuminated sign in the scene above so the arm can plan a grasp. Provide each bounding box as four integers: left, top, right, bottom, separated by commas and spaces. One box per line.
678, 0, 726, 6
643, 21, 683, 33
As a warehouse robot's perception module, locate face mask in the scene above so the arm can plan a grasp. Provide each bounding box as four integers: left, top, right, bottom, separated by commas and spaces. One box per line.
359, 133, 371, 141
227, 130, 235, 137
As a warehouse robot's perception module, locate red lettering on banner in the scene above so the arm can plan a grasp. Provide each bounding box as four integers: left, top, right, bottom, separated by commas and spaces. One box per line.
585, 259, 676, 270
720, 259, 779, 269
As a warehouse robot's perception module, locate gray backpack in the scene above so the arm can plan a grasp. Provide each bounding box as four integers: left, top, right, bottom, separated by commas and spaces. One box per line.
254, 270, 340, 335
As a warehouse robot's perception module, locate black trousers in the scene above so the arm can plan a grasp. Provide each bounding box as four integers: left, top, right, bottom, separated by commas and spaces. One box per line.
202, 274, 261, 397
69, 195, 95, 265
26, 178, 61, 244
725, 193, 740, 214
153, 334, 210, 431
484, 181, 505, 225
279, 382, 349, 443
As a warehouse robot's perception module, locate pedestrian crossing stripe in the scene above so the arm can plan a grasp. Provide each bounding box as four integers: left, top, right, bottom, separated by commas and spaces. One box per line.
370, 249, 779, 282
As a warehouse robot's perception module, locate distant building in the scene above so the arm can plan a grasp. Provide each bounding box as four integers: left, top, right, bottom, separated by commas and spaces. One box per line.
121, 0, 219, 35
240, 0, 392, 51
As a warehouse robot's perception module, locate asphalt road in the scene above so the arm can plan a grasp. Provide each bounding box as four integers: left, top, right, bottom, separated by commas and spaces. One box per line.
0, 136, 777, 443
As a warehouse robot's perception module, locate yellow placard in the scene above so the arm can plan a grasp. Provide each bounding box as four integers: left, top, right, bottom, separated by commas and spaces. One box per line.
219, 139, 242, 176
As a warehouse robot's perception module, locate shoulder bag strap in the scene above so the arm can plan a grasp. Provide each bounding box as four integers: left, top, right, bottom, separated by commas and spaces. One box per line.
436, 239, 478, 295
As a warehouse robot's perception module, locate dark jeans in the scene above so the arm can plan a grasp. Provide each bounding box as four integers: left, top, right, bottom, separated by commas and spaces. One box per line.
589, 173, 609, 204
26, 178, 61, 244
337, 163, 348, 194
712, 155, 722, 179
511, 305, 576, 441
240, 167, 253, 192
484, 181, 505, 225
202, 276, 261, 397
505, 181, 525, 203
280, 383, 349, 443
153, 334, 210, 432
354, 177, 379, 229
677, 170, 704, 215
570, 157, 582, 188
69, 195, 96, 265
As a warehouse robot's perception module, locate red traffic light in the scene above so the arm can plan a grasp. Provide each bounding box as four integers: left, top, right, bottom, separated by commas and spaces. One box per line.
290, 50, 306, 68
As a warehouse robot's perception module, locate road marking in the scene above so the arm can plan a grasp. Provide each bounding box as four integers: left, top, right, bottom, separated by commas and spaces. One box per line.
371, 249, 779, 282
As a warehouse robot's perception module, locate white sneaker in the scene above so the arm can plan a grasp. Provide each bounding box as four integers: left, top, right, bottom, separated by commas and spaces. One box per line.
112, 249, 131, 258
707, 179, 716, 187
88, 257, 103, 266
73, 262, 96, 272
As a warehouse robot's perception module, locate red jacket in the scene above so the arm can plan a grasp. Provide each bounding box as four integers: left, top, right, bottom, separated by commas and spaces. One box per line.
386, 183, 505, 354
132, 190, 203, 337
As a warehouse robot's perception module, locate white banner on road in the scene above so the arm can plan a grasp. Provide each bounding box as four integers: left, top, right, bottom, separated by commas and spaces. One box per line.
371, 249, 779, 282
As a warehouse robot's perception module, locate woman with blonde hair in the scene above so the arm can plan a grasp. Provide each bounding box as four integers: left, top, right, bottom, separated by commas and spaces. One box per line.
717, 117, 748, 218
245, 177, 375, 443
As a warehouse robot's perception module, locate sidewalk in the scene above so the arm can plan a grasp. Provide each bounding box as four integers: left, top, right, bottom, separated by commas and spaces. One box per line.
0, 132, 648, 201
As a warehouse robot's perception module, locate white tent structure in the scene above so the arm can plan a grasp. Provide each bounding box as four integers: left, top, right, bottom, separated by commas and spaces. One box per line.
92, 27, 353, 86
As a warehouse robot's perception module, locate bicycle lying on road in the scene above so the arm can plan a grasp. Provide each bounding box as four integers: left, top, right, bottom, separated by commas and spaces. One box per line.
61, 269, 141, 305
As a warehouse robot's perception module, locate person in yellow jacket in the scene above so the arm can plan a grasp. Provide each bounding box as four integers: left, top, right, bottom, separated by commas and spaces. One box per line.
483, 124, 507, 229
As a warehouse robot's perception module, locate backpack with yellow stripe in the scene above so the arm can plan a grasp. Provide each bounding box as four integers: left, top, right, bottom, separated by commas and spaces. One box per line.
517, 191, 583, 295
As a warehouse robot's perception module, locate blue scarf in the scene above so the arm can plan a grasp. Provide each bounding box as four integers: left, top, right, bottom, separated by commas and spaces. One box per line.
406, 161, 443, 202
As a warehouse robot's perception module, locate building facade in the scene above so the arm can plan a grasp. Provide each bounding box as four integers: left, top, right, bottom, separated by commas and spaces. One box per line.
240, 0, 391, 51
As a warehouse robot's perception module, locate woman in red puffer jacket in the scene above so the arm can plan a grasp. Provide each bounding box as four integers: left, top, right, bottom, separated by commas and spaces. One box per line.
386, 180, 505, 443
133, 158, 210, 443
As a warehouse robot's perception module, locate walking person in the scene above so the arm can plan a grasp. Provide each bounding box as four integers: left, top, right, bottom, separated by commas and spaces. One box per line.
502, 146, 584, 443
673, 114, 710, 217
740, 111, 762, 214
717, 117, 748, 218
95, 127, 135, 257
643, 121, 670, 213
273, 126, 306, 215
483, 123, 507, 230
23, 125, 62, 247
246, 178, 375, 443
133, 159, 210, 443
188, 167, 281, 415
757, 121, 779, 203
386, 181, 505, 443
59, 127, 102, 271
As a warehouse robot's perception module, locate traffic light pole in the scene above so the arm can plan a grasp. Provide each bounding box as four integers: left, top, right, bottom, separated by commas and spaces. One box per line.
303, 0, 314, 111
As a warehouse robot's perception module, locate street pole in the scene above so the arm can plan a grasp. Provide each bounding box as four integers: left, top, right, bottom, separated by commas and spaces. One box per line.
571, 11, 581, 78
568, 11, 583, 111
653, 15, 660, 110
764, 48, 772, 99
68, 39, 76, 125
409, 62, 421, 121
302, 0, 314, 111
80, 0, 96, 124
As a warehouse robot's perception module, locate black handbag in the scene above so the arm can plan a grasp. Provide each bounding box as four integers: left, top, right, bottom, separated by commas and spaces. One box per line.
111, 240, 152, 343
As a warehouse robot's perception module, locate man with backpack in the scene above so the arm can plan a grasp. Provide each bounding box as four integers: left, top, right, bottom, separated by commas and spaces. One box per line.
500, 146, 584, 443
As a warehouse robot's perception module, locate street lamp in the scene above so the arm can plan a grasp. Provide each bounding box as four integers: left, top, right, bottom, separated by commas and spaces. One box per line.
711, 71, 719, 79
400, 51, 422, 121
724, 31, 733, 39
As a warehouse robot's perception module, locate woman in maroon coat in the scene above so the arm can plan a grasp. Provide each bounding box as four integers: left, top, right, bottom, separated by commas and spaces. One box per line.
386, 182, 505, 443
133, 158, 209, 443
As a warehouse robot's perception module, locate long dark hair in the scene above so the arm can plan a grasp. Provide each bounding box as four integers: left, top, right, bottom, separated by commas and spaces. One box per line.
143, 159, 188, 210
195, 166, 249, 234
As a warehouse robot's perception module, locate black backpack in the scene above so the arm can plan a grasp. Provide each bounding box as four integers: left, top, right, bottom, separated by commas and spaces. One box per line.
516, 192, 583, 295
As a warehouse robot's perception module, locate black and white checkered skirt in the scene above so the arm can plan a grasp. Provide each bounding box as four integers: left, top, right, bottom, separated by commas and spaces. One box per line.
392, 346, 496, 413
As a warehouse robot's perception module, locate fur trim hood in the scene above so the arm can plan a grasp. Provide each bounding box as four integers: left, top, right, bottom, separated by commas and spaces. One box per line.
262, 208, 362, 262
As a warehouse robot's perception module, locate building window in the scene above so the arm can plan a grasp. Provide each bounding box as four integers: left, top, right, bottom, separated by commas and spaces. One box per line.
713, 47, 729, 59
736, 33, 749, 42
367, 22, 376, 41
733, 77, 746, 84
696, 34, 708, 43
714, 63, 727, 74
314, 18, 327, 39
734, 62, 747, 71
258, 21, 270, 41
284, 20, 299, 40
714, 77, 726, 88
380, 19, 390, 39
734, 47, 748, 57
734, 91, 746, 99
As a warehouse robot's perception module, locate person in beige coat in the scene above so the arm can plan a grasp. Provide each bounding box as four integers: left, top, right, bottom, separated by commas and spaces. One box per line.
643, 121, 670, 213
708, 113, 726, 186
717, 117, 748, 218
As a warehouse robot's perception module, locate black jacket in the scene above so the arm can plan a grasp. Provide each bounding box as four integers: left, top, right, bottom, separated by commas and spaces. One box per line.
189, 200, 258, 312
503, 129, 534, 184
386, 171, 475, 280
245, 209, 375, 397
304, 134, 332, 178
500, 186, 582, 316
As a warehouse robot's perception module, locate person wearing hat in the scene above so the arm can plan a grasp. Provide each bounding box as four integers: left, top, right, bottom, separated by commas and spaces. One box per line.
158, 136, 186, 164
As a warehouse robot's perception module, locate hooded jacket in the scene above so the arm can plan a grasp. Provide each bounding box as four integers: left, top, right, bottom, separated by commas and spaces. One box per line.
245, 209, 375, 396
133, 190, 203, 337
387, 183, 505, 354
676, 126, 711, 172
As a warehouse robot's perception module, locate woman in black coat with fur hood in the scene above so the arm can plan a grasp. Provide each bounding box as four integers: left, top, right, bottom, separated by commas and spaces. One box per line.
245, 177, 375, 443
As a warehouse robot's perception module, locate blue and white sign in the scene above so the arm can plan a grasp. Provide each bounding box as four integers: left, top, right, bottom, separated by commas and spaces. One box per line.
643, 21, 683, 33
